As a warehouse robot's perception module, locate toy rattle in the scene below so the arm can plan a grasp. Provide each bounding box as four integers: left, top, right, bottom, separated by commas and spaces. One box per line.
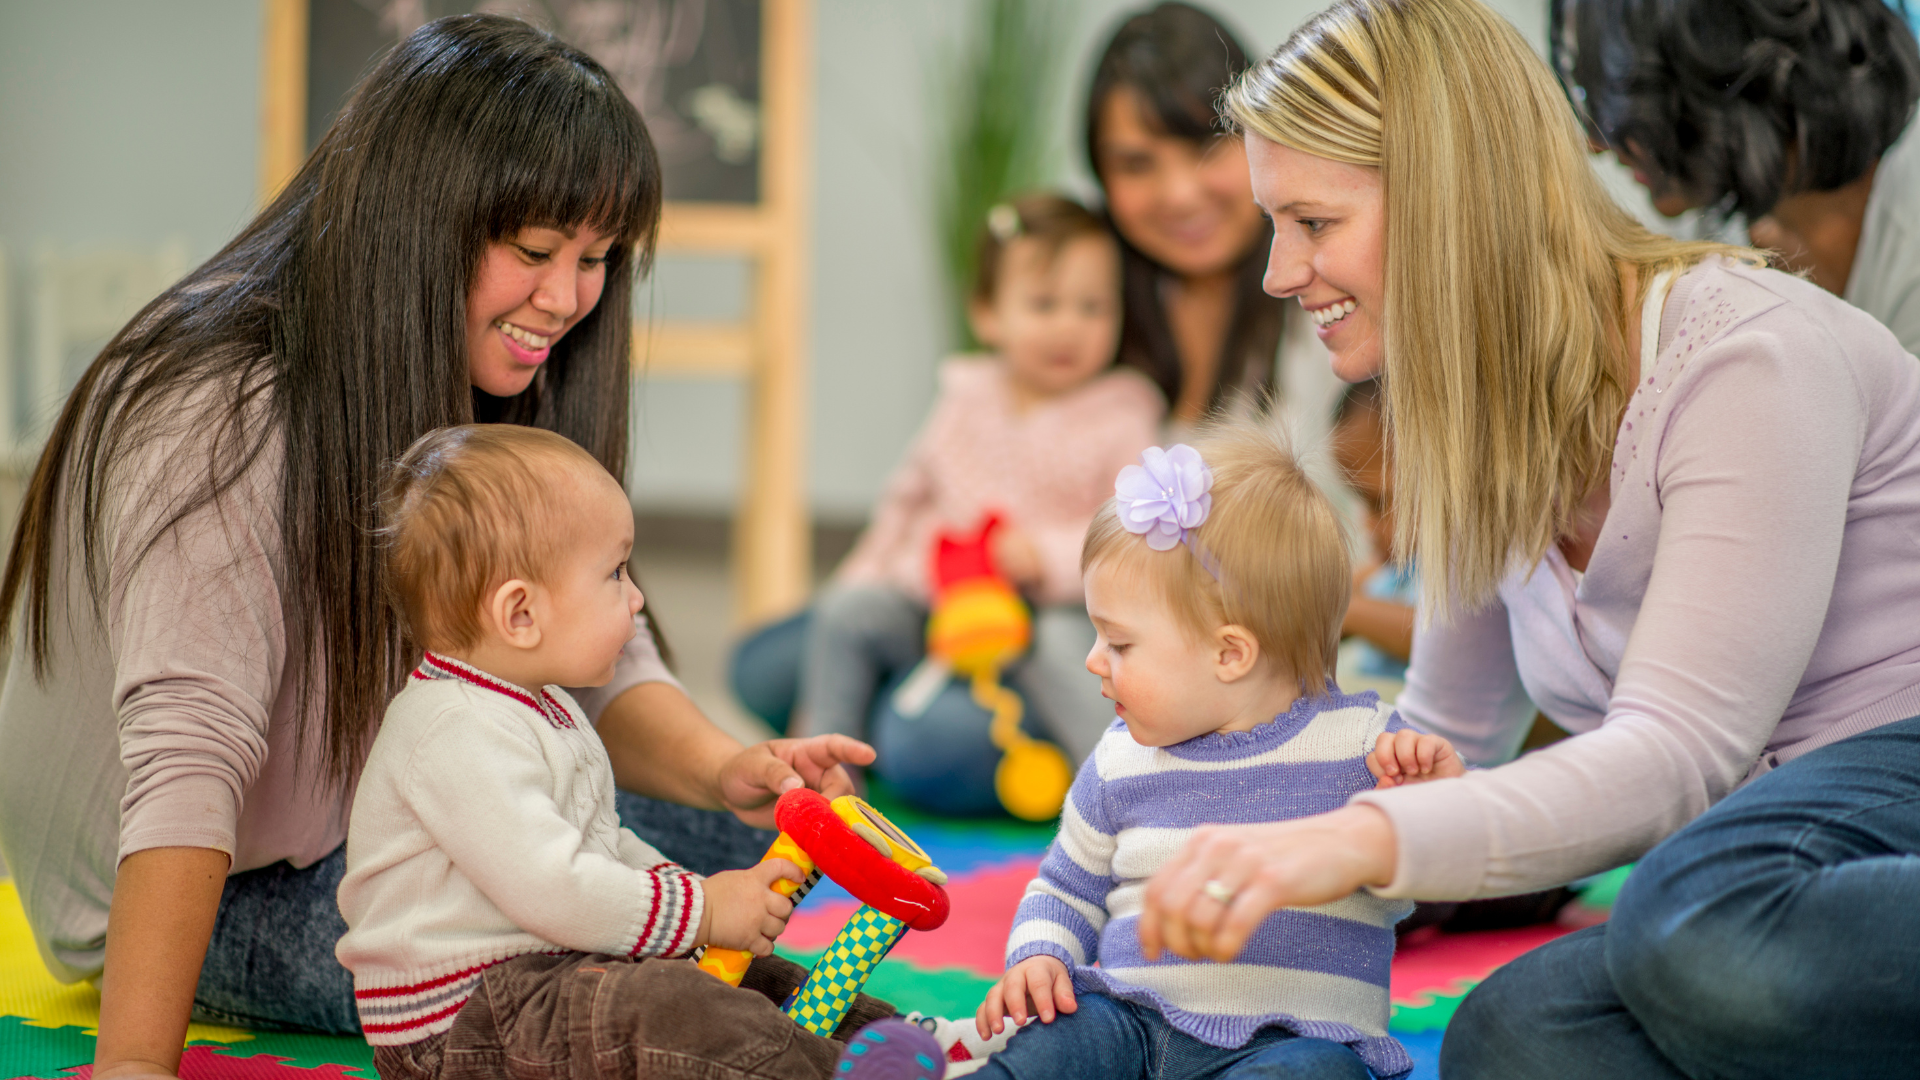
694, 788, 951, 1036
923, 514, 1073, 821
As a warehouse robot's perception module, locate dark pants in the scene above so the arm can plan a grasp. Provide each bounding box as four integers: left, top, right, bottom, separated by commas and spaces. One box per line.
973, 993, 1375, 1080
1441, 714, 1920, 1078
192, 794, 775, 1035
372, 953, 893, 1080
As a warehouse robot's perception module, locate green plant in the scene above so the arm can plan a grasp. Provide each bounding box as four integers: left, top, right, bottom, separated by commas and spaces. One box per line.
931, 0, 1075, 349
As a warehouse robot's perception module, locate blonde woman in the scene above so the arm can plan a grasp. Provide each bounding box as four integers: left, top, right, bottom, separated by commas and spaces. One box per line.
1133, 0, 1920, 1076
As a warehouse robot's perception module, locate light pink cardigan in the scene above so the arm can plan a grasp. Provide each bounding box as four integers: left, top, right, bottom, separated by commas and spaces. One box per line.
836, 357, 1164, 607
1356, 258, 1920, 899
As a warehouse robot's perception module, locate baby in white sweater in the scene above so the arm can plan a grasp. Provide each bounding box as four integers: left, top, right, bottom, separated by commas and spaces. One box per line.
336, 424, 913, 1080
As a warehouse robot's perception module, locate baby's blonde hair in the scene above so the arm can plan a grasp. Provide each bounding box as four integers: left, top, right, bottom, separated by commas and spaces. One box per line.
1223, 0, 1756, 611
1082, 418, 1350, 693
380, 424, 608, 652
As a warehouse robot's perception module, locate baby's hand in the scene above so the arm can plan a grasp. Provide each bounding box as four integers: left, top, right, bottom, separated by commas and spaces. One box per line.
695, 859, 804, 955
976, 955, 1075, 1040
1367, 729, 1466, 788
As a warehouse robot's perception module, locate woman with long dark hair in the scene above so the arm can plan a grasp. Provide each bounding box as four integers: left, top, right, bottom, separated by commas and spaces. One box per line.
0, 17, 868, 1078
1084, 2, 1341, 442
1551, 0, 1920, 348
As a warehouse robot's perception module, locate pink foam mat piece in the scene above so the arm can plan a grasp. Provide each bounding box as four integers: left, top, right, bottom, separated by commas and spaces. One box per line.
782, 857, 1040, 978
61, 1047, 371, 1080
1388, 924, 1574, 1004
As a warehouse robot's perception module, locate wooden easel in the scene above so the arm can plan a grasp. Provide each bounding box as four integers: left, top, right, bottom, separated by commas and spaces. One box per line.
259, 0, 814, 625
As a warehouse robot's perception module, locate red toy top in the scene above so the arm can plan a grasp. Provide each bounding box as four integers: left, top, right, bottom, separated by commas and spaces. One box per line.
773, 789, 951, 932
930, 512, 1006, 595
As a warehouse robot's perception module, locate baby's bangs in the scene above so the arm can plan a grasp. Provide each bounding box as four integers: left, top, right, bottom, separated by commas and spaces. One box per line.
481, 58, 663, 257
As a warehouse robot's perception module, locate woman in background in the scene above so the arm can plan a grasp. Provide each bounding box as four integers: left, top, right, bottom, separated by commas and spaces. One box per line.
0, 17, 866, 1078
1552, 0, 1920, 349
1086, 1, 1343, 445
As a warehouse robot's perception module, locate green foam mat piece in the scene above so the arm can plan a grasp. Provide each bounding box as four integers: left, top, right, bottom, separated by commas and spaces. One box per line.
1389, 988, 1473, 1034
1, 1016, 95, 1080
775, 946, 997, 1021
859, 779, 1059, 847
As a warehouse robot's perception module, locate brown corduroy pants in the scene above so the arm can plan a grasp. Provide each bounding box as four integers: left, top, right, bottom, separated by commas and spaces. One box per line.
372, 953, 896, 1080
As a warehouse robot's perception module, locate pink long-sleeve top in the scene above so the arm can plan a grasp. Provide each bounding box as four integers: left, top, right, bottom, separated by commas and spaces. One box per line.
1353, 257, 1920, 899
836, 357, 1165, 606
0, 395, 678, 982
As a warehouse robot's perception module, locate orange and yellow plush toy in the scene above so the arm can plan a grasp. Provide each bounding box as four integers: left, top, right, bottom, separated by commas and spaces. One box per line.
924, 514, 1073, 821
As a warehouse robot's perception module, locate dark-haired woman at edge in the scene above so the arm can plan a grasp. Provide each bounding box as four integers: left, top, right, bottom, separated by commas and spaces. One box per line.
1553, 0, 1920, 349
1085, 2, 1344, 444
0, 17, 870, 1080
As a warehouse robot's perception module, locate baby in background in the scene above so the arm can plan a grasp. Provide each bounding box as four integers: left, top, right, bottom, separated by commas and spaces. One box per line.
1331, 379, 1416, 688
974, 421, 1462, 1080
791, 192, 1163, 808
335, 425, 916, 1080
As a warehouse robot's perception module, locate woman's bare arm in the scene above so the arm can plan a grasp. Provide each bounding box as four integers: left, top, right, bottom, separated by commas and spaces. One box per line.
594, 681, 874, 830
93, 846, 230, 1080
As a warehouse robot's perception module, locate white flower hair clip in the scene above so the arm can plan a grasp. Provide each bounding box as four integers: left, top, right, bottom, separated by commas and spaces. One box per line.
986, 203, 1022, 243
1115, 444, 1213, 551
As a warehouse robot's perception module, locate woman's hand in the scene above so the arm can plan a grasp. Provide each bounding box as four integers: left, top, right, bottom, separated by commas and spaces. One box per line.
715, 735, 877, 828
976, 955, 1076, 1039
1138, 806, 1399, 962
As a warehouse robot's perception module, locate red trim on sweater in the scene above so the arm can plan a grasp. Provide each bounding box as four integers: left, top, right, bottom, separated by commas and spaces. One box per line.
415, 652, 574, 729
633, 869, 664, 956
360, 998, 469, 1035
665, 873, 697, 956
354, 958, 501, 999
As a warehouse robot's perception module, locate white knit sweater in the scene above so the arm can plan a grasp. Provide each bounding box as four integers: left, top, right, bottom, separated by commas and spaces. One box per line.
335, 653, 706, 1045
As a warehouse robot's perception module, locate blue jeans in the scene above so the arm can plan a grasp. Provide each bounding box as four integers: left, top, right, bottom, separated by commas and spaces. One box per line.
190, 793, 773, 1034
973, 993, 1374, 1080
1442, 713, 1920, 1078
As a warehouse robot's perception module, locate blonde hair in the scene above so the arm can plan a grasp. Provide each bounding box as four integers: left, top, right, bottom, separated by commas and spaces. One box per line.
1082, 419, 1350, 693
380, 424, 607, 651
1224, 0, 1758, 610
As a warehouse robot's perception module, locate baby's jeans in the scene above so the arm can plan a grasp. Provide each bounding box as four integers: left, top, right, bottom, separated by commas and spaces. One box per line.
973, 993, 1375, 1080
371, 953, 893, 1080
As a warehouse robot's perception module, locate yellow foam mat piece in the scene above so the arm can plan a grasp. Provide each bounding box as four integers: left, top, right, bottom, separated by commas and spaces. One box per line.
1, 881, 252, 1044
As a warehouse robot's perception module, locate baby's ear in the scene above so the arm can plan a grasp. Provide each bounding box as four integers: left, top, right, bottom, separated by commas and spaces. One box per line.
1212, 624, 1262, 683
487, 578, 542, 650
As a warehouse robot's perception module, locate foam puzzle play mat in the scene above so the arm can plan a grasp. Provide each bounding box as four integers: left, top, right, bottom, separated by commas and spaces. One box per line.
1, 794, 1626, 1080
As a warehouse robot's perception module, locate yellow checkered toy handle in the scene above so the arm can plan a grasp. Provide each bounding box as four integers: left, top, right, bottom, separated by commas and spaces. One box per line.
783, 905, 909, 1035
691, 790, 949, 1037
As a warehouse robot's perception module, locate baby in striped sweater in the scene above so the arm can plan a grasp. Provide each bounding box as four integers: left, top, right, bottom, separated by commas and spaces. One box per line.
974, 422, 1463, 1080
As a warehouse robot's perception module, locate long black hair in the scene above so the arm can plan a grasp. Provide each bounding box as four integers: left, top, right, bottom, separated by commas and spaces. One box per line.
1084, 2, 1284, 413
0, 15, 662, 781
1550, 0, 1920, 219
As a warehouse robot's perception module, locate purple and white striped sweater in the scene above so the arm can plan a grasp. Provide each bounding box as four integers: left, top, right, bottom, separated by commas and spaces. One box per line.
1005, 692, 1415, 1079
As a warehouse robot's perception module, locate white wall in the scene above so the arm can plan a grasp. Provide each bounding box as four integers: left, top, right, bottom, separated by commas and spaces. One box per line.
2, 0, 1647, 525
630, 0, 1563, 521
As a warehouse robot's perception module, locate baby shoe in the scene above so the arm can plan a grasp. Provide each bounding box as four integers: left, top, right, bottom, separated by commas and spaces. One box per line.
836, 1018, 946, 1080
900, 1011, 1021, 1072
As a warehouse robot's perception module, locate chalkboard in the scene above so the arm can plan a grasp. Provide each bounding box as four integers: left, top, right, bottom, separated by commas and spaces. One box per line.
306, 0, 763, 203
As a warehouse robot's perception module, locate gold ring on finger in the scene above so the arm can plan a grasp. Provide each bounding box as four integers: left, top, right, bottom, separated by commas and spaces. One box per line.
1201, 878, 1236, 905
